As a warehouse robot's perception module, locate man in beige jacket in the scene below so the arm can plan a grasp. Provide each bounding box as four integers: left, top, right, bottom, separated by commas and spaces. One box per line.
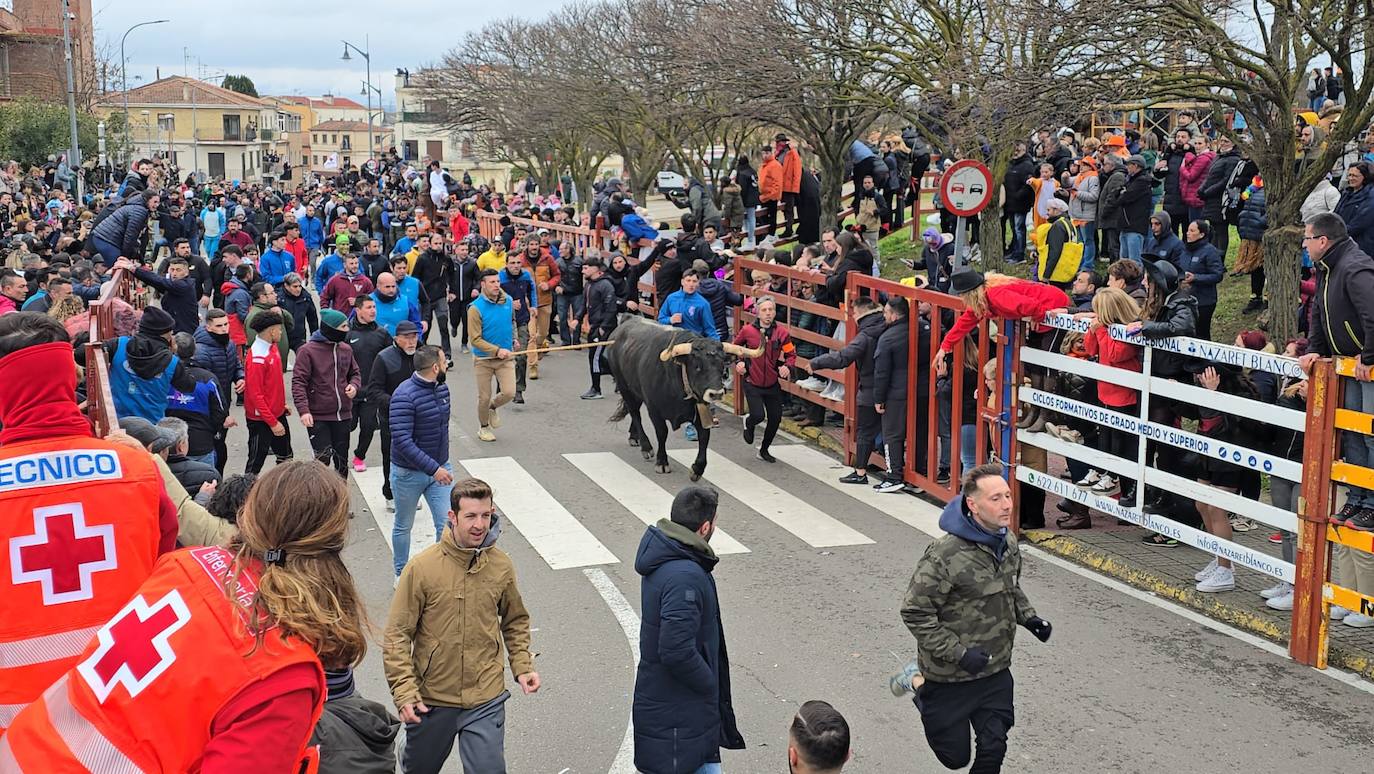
384, 476, 539, 774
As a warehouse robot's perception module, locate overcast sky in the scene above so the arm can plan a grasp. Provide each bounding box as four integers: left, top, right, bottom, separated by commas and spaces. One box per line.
93, 0, 567, 108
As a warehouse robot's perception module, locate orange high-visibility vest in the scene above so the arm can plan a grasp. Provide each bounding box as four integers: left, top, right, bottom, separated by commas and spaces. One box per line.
0, 437, 164, 732
0, 546, 324, 772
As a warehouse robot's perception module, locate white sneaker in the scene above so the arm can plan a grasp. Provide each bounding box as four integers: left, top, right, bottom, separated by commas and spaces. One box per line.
797, 376, 825, 391
1228, 514, 1257, 532
1344, 613, 1374, 628
827, 383, 846, 402
1259, 581, 1292, 600
1075, 470, 1102, 489
385, 498, 395, 513
1266, 591, 1294, 611
1194, 558, 1219, 581
1196, 566, 1235, 593
1091, 476, 1120, 496
818, 380, 841, 400
1332, 605, 1352, 621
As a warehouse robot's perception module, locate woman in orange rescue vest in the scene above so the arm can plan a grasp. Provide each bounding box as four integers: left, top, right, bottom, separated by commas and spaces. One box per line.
0, 460, 368, 773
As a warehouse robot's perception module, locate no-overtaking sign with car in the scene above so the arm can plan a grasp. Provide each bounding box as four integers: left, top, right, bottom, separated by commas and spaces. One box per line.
940, 160, 994, 217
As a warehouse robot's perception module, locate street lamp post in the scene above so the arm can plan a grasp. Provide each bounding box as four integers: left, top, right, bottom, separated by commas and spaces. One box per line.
60, 0, 83, 202
361, 79, 383, 162
341, 37, 375, 168
120, 19, 169, 167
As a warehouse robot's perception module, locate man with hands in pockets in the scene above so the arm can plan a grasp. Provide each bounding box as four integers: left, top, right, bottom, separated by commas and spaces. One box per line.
896, 463, 1051, 774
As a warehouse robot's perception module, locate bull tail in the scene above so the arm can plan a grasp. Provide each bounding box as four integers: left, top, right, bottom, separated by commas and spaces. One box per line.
609, 397, 630, 423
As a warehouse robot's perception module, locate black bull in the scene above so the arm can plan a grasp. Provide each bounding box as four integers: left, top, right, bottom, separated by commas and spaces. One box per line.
606, 315, 762, 480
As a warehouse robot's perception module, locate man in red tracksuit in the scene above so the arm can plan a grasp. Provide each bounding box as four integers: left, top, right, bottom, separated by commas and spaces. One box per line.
283, 222, 310, 279
243, 310, 293, 474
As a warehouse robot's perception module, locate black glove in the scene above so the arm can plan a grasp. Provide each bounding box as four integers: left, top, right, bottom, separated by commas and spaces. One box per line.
958, 647, 990, 675
1023, 616, 1052, 643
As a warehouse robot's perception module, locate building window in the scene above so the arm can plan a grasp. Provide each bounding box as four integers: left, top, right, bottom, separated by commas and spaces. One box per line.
330, 134, 337, 145
277, 113, 286, 132
341, 135, 351, 151
223, 114, 241, 142
313, 155, 319, 165
426, 140, 443, 162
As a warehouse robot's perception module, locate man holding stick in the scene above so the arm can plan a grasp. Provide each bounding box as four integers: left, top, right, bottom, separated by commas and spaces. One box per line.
468, 270, 517, 443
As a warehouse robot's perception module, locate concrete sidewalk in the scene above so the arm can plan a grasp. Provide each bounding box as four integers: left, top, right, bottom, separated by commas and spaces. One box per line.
1023, 510, 1374, 679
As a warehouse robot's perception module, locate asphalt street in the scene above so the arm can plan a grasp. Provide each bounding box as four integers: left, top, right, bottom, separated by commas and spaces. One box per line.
233, 339, 1374, 773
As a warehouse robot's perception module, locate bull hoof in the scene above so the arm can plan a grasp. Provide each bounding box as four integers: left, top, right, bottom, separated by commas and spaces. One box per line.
641, 447, 655, 460
628, 436, 639, 447
690, 464, 705, 482
655, 463, 671, 474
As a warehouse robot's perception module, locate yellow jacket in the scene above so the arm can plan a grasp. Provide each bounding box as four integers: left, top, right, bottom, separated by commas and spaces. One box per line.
477, 248, 508, 273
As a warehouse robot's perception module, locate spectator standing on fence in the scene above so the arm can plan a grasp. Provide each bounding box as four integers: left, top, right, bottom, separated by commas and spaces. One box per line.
633, 485, 746, 774
810, 296, 885, 484
1300, 212, 1374, 531
384, 477, 538, 774
897, 463, 1050, 774
734, 295, 796, 463
1003, 143, 1035, 263
1180, 220, 1225, 340
1066, 155, 1099, 271
1095, 154, 1125, 264
1117, 156, 1154, 263
776, 134, 802, 238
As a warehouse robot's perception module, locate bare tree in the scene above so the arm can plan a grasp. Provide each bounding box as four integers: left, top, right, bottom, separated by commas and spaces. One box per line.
425, 17, 612, 210
1135, 0, 1374, 342
829, 0, 1137, 268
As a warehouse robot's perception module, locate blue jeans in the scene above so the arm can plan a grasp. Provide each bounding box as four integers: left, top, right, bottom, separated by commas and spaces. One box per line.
1008, 212, 1028, 261
693, 764, 722, 774
1119, 232, 1144, 263
187, 451, 216, 468
556, 291, 585, 345
1343, 380, 1374, 508
742, 207, 757, 246
390, 463, 453, 575
1077, 222, 1097, 270
960, 424, 978, 473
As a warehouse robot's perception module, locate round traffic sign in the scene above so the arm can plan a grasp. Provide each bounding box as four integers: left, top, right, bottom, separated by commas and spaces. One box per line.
940, 160, 994, 217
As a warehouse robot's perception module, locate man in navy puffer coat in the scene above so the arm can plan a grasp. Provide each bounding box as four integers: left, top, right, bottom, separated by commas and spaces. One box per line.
387, 344, 453, 577
633, 486, 746, 774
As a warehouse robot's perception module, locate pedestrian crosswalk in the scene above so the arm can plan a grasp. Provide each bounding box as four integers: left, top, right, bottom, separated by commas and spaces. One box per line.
356, 438, 943, 574
564, 452, 750, 555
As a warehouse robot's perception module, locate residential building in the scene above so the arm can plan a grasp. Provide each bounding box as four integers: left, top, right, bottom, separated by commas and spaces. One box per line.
391, 68, 621, 194
279, 94, 368, 124
99, 76, 286, 183
0, 0, 95, 102
308, 120, 392, 178
261, 95, 311, 174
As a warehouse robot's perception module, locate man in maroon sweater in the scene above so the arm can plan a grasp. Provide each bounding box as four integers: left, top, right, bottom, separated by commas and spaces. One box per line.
321, 252, 374, 314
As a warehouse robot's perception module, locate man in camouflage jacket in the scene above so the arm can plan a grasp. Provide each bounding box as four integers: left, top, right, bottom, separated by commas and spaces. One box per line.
898, 463, 1051, 774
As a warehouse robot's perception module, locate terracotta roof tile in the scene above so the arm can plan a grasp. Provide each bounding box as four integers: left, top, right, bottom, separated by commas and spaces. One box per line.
104, 75, 270, 108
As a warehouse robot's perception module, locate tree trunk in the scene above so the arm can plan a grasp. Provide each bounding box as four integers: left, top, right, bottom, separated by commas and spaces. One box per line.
1261, 215, 1302, 344
979, 198, 1006, 273
817, 151, 846, 235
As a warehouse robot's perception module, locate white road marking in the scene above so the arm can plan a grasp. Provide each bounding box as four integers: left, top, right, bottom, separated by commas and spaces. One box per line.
461, 456, 619, 570
584, 568, 640, 774
771, 444, 943, 535
353, 465, 444, 566
564, 452, 750, 555
668, 449, 874, 547
1023, 544, 1374, 696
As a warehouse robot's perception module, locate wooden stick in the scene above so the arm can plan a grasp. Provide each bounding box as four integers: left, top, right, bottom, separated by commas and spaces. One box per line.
473, 340, 615, 360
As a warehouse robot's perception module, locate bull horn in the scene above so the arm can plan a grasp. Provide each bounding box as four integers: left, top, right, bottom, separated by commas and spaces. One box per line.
722, 343, 765, 358
659, 342, 693, 362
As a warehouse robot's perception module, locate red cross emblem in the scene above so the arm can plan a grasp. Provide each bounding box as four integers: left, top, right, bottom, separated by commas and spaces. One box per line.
10, 503, 117, 605
77, 590, 191, 702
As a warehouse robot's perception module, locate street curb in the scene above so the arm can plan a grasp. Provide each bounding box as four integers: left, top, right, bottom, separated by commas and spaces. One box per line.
1023, 529, 1374, 680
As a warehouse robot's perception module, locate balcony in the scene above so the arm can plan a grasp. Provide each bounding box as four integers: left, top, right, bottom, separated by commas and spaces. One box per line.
193, 129, 266, 144
259, 128, 274, 141
400, 111, 443, 123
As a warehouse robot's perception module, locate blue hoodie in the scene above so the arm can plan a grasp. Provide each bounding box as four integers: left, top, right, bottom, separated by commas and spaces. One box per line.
937, 493, 1009, 562
299, 215, 325, 250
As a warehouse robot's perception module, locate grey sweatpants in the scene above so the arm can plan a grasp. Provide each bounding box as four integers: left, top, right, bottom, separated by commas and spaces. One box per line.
402, 691, 509, 774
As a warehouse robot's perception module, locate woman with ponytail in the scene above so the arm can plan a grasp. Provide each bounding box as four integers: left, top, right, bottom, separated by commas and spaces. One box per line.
2, 460, 370, 773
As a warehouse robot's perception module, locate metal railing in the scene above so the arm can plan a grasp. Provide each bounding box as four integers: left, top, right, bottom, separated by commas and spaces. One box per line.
84, 267, 137, 437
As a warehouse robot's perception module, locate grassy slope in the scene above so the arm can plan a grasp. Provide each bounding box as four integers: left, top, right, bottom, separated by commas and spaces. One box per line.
875, 225, 1258, 345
